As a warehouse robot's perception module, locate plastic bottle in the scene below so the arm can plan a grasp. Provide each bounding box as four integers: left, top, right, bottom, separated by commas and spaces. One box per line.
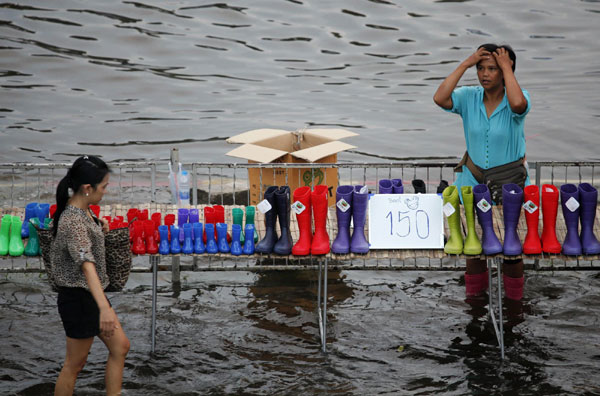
178, 170, 190, 205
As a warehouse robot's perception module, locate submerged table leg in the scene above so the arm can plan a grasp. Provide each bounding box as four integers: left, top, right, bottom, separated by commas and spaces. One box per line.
323, 258, 328, 353
317, 259, 324, 352
151, 256, 158, 354
487, 257, 505, 360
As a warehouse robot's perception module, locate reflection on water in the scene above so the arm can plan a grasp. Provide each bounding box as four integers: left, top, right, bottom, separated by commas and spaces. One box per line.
1, 270, 600, 394
1, 0, 600, 163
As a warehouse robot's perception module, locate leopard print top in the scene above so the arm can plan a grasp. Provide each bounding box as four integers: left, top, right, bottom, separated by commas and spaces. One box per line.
50, 205, 109, 290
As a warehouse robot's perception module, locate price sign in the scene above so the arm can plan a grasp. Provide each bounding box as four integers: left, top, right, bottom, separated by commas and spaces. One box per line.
368, 194, 444, 249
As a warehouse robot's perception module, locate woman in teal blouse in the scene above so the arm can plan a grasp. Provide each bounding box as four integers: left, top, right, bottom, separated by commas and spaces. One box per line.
433, 43, 529, 304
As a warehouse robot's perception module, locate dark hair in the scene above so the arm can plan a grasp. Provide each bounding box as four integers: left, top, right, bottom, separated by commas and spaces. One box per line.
477, 43, 516, 72
53, 155, 110, 236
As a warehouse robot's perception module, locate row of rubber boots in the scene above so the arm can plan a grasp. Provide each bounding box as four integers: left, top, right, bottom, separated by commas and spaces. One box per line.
1, 203, 55, 257
130, 205, 258, 256
443, 182, 600, 256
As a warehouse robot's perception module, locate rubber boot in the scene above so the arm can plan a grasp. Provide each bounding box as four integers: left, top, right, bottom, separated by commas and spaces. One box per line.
378, 179, 393, 194
205, 223, 218, 254
560, 183, 582, 256
443, 186, 464, 255
291, 186, 312, 256
132, 221, 146, 255
182, 223, 194, 254
502, 183, 524, 256
503, 275, 524, 301
332, 185, 353, 254
473, 184, 503, 255
151, 212, 161, 242
255, 186, 279, 254
44, 217, 52, 229
158, 225, 170, 255
189, 209, 199, 241
245, 206, 259, 243
0, 214, 11, 255
461, 186, 482, 255
392, 179, 404, 194
138, 209, 149, 222
127, 208, 139, 224
311, 185, 330, 255
242, 224, 255, 255
170, 225, 181, 254
144, 220, 159, 254
437, 180, 449, 194
49, 204, 57, 219
412, 179, 426, 193
578, 183, 600, 255
232, 208, 245, 245
273, 186, 293, 255
213, 205, 231, 243
231, 224, 243, 256
9, 216, 24, 256
193, 223, 205, 254
24, 220, 40, 256
89, 204, 100, 218
523, 185, 542, 254
164, 214, 175, 241
21, 203, 38, 238
350, 185, 369, 254
541, 184, 561, 253
465, 271, 489, 297
178, 208, 189, 243
217, 223, 230, 253
203, 206, 215, 243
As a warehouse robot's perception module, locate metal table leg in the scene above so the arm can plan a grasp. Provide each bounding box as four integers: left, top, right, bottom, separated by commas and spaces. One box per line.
487, 257, 505, 359
151, 256, 158, 354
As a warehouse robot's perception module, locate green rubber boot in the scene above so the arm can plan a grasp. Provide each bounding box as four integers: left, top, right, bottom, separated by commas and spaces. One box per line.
232, 208, 245, 244
24, 219, 40, 256
44, 217, 52, 228
461, 186, 483, 255
0, 215, 11, 255
443, 186, 464, 255
9, 215, 25, 256
245, 206, 259, 243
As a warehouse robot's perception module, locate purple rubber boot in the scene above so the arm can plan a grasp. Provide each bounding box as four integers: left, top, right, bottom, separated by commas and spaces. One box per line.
392, 179, 404, 194
273, 186, 293, 255
560, 184, 582, 256
255, 186, 279, 254
350, 185, 369, 254
578, 183, 600, 255
473, 184, 503, 255
502, 183, 524, 256
331, 185, 354, 254
378, 179, 393, 194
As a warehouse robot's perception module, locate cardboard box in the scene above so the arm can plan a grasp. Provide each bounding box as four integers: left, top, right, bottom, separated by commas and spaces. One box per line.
226, 128, 358, 206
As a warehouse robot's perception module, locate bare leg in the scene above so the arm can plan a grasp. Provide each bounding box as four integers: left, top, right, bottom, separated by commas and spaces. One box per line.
54, 337, 94, 396
98, 314, 130, 396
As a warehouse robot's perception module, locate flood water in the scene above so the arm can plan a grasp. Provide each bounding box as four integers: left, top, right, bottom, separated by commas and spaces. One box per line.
2, 0, 600, 395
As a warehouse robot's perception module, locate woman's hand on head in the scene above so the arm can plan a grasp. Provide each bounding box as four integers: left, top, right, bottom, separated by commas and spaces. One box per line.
463, 47, 491, 68
493, 47, 514, 72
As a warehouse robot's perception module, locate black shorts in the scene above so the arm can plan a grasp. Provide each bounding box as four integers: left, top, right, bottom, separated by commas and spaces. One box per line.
57, 287, 111, 339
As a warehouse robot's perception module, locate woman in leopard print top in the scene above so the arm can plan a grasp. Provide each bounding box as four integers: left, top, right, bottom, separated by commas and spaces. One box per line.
52, 155, 129, 396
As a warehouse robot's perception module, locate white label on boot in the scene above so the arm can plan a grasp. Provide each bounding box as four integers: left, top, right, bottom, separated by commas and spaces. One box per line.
359, 186, 368, 194
523, 200, 538, 214
545, 187, 554, 193
337, 198, 350, 212
477, 198, 491, 213
257, 199, 272, 214
291, 201, 306, 215
565, 197, 580, 212
443, 202, 455, 217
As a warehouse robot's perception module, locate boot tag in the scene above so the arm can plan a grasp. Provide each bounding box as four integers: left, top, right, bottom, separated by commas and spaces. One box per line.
545, 187, 554, 193
337, 198, 350, 212
257, 199, 272, 214
477, 198, 491, 213
359, 186, 368, 194
523, 200, 538, 213
565, 197, 580, 212
291, 201, 306, 215
443, 202, 455, 217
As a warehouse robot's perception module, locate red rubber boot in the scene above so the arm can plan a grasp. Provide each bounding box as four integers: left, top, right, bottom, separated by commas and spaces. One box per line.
523, 185, 542, 254
291, 186, 312, 256
213, 205, 231, 243
90, 205, 100, 218
164, 214, 175, 241
541, 184, 562, 253
131, 220, 146, 255
127, 208, 139, 223
144, 220, 158, 254
203, 206, 215, 243
310, 185, 330, 255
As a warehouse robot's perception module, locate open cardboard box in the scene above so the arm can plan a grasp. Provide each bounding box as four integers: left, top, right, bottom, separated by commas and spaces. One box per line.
226, 128, 358, 206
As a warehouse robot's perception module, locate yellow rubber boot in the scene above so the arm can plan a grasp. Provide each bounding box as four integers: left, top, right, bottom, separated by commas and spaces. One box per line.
461, 186, 483, 255
443, 186, 464, 254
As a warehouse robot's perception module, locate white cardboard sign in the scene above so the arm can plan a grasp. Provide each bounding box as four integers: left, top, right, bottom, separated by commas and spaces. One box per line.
368, 194, 444, 249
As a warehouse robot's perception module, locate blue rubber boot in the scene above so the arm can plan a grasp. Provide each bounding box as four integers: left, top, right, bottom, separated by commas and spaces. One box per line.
170, 225, 181, 254
217, 223, 230, 253
193, 223, 205, 254
231, 224, 242, 256
21, 203, 38, 238
205, 223, 218, 254
182, 223, 194, 254
392, 179, 404, 194
242, 224, 255, 255
378, 179, 393, 194
158, 225, 170, 255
